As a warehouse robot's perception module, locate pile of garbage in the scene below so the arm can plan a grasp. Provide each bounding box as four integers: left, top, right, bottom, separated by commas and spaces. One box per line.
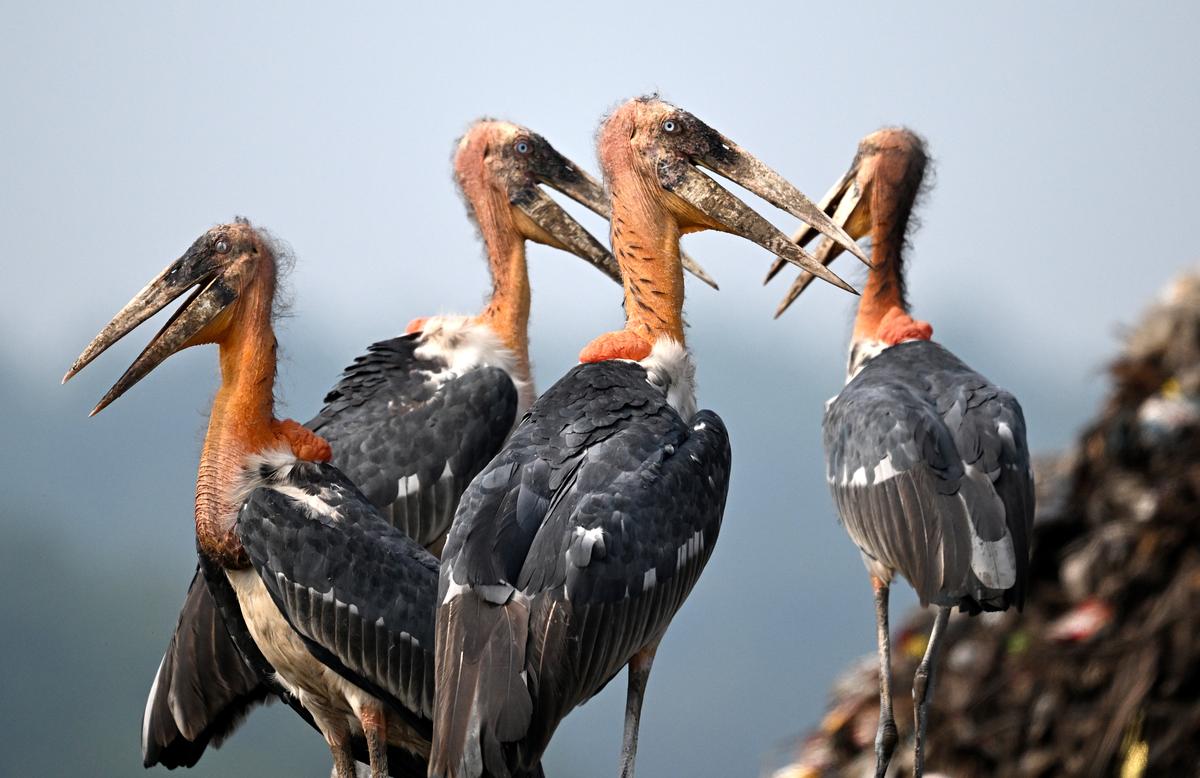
774, 272, 1200, 777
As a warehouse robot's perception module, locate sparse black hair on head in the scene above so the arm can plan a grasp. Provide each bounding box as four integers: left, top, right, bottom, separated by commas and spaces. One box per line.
232, 217, 296, 323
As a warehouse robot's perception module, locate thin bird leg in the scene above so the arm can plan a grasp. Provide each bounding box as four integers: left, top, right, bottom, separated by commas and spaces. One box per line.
871, 576, 897, 778
912, 606, 951, 777
619, 642, 659, 778
326, 730, 358, 778
359, 704, 390, 778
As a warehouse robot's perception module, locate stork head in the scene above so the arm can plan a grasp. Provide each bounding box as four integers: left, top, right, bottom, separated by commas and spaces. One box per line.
454, 120, 622, 283
596, 97, 867, 293
769, 127, 929, 317
63, 220, 277, 415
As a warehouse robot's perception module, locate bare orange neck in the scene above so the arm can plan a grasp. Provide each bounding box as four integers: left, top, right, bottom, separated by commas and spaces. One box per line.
476, 227, 531, 381
581, 172, 684, 363
194, 267, 330, 567
194, 269, 277, 566
852, 160, 930, 346
853, 253, 932, 346
853, 247, 906, 339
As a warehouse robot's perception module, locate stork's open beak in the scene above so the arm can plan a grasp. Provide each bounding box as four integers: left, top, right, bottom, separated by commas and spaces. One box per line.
521, 154, 719, 290
62, 239, 238, 416
658, 130, 864, 295
765, 157, 870, 317
511, 171, 622, 285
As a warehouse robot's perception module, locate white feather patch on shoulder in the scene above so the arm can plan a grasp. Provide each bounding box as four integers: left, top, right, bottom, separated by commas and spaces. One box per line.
413, 315, 534, 412
229, 447, 299, 513
847, 336, 930, 380
236, 447, 347, 522
846, 339, 887, 380
640, 338, 697, 420
272, 484, 345, 521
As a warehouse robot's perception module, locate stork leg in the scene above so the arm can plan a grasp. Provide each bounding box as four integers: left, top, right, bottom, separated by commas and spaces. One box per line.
619, 642, 659, 778
326, 730, 357, 778
871, 576, 897, 778
359, 704, 389, 778
912, 606, 950, 777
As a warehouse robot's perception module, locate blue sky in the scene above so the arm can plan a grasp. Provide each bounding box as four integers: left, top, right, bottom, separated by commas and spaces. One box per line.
3, 3, 1197, 776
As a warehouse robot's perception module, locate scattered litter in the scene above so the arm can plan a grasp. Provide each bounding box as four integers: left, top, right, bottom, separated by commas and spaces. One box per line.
1046, 598, 1113, 644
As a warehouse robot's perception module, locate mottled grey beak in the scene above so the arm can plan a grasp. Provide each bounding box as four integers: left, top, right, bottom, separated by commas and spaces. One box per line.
767, 157, 869, 317
658, 158, 858, 294
696, 133, 869, 269
511, 183, 623, 284
64, 242, 237, 416
548, 161, 720, 290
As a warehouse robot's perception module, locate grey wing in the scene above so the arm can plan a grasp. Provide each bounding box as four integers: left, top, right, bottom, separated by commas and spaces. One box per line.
145, 561, 432, 777
937, 379, 1035, 609
519, 410, 731, 750
308, 335, 519, 549
431, 359, 696, 778
430, 428, 563, 778
141, 568, 271, 769
235, 460, 440, 729
825, 380, 967, 605
825, 343, 1034, 611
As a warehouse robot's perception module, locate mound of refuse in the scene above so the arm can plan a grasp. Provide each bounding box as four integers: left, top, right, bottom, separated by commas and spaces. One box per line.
774, 271, 1200, 777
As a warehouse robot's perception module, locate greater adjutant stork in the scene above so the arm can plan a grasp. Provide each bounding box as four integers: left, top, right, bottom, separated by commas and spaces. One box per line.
65, 221, 444, 778
768, 128, 1034, 776
125, 122, 631, 774
430, 96, 866, 778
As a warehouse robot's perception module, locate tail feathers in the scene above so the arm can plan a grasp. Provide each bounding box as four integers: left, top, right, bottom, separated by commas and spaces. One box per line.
142, 570, 270, 768
954, 465, 1023, 613
432, 587, 533, 778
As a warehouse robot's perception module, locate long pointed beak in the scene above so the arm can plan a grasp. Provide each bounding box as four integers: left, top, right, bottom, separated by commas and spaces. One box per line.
553, 165, 720, 290
512, 184, 622, 283
680, 250, 719, 290
659, 161, 857, 294
63, 248, 237, 415
771, 237, 843, 318
770, 159, 870, 317
697, 136, 869, 268
763, 164, 862, 285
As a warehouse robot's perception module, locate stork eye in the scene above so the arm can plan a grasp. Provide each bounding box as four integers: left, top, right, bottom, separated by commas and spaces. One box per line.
214, 236, 230, 254
661, 119, 679, 134
514, 139, 532, 155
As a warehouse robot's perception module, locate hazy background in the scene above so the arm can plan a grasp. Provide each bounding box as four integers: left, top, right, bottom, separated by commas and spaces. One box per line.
3, 2, 1197, 776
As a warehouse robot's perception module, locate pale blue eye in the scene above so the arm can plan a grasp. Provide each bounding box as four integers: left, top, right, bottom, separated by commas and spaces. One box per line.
215, 237, 230, 253
662, 120, 678, 133
515, 140, 531, 154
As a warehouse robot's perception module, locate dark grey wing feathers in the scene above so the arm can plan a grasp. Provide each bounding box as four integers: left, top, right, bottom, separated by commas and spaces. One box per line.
307, 334, 519, 548
236, 460, 440, 729
825, 340, 1034, 612
141, 568, 272, 769
433, 362, 731, 777
145, 333, 517, 772
524, 412, 729, 713
143, 556, 332, 768
309, 335, 432, 422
